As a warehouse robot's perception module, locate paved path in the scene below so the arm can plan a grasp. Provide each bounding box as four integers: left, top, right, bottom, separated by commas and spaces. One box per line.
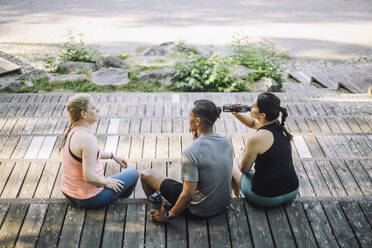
1, 0, 372, 60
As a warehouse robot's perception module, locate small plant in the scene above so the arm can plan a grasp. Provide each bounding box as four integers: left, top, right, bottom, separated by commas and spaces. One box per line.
171, 54, 247, 92
230, 36, 288, 87
60, 30, 100, 63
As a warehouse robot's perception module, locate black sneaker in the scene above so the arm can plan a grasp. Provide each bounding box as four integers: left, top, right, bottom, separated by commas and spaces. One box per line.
149, 191, 163, 204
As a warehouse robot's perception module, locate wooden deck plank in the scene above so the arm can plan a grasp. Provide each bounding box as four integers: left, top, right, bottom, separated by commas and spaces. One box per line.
302, 161, 331, 196
328, 135, 350, 158
16, 203, 48, 248
314, 117, 332, 134
316, 136, 337, 157
167, 160, 181, 182
97, 118, 109, 134
102, 204, 126, 248
19, 161, 45, 198
43, 118, 58, 134
23, 118, 37, 134
0, 203, 28, 247
0, 203, 10, 228
169, 135, 181, 159
37, 136, 57, 159
173, 117, 183, 133
208, 211, 231, 248
294, 161, 315, 197
345, 161, 372, 195
24, 136, 44, 159
104, 135, 119, 155
58, 205, 86, 248
130, 136, 144, 159
11, 136, 32, 159
331, 161, 363, 196
156, 136, 168, 159
167, 214, 187, 248
295, 116, 311, 133
360, 160, 372, 181
117, 136, 131, 159
293, 135, 312, 158
344, 117, 363, 133
340, 201, 372, 247
80, 208, 106, 248
1, 161, 30, 198
34, 162, 60, 198
151, 118, 162, 133
187, 215, 209, 248
285, 201, 318, 248
351, 135, 371, 157
0, 118, 17, 134
321, 201, 360, 248
162, 118, 172, 133
143, 136, 156, 159
340, 135, 365, 157
226, 200, 252, 248
140, 117, 151, 133
305, 117, 322, 133
33, 117, 48, 134
0, 161, 15, 196
303, 135, 325, 157
135, 161, 151, 198
358, 201, 372, 226
355, 117, 372, 133
303, 201, 338, 248
50, 164, 65, 199
317, 161, 347, 197
145, 204, 166, 248
266, 206, 297, 248
123, 203, 146, 248
0, 136, 19, 158
245, 202, 274, 248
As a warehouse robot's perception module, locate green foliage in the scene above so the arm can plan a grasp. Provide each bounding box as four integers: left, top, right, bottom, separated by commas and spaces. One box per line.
230, 36, 288, 87
118, 54, 130, 60
60, 30, 100, 63
171, 54, 247, 92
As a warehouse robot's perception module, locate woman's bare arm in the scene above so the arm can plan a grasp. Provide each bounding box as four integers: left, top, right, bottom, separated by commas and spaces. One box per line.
233, 113, 259, 129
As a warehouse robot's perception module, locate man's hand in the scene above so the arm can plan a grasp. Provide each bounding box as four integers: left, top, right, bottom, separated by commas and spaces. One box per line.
112, 154, 128, 168
149, 206, 169, 223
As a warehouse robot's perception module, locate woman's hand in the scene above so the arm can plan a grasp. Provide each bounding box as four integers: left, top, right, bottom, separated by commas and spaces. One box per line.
112, 155, 128, 168
105, 177, 124, 192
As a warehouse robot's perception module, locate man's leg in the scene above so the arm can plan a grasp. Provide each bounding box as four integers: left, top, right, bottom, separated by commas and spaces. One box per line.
232, 164, 243, 198
140, 169, 167, 197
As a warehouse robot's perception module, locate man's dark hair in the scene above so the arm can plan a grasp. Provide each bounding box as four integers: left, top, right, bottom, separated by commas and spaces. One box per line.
192, 99, 222, 128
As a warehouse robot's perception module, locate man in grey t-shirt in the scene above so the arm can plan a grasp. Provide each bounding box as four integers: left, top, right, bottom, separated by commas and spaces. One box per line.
141, 99, 233, 222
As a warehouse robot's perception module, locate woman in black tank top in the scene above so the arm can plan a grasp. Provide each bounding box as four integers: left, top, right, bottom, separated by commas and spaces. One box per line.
230, 93, 299, 208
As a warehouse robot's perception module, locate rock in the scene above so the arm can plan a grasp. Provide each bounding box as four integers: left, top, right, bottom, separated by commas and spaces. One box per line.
103, 56, 128, 68
57, 61, 95, 73
47, 73, 88, 83
138, 68, 173, 85
0, 73, 23, 91
141, 42, 199, 57
257, 77, 281, 92
91, 68, 129, 86
228, 65, 253, 80
142, 46, 169, 56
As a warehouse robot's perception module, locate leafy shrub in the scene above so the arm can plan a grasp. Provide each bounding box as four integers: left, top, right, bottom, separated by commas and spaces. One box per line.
230, 36, 288, 87
171, 54, 247, 92
60, 31, 100, 63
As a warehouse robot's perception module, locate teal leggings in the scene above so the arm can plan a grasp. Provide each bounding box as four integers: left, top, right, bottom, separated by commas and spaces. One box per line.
240, 171, 298, 208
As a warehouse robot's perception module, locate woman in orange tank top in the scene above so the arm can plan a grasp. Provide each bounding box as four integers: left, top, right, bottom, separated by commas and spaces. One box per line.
60, 94, 139, 209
